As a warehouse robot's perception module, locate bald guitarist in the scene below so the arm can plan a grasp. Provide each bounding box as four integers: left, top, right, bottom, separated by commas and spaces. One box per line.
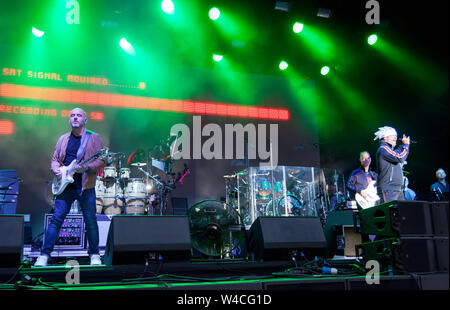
35, 108, 106, 267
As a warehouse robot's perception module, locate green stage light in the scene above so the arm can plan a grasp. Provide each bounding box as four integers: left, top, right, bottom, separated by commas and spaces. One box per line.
293, 22, 304, 34
161, 0, 174, 14
32, 27, 45, 37
212, 54, 223, 62
368, 34, 378, 45
320, 66, 330, 75
279, 61, 288, 70
209, 8, 220, 20
120, 38, 135, 55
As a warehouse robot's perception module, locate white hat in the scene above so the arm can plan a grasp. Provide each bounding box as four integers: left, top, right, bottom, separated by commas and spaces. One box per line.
374, 126, 397, 141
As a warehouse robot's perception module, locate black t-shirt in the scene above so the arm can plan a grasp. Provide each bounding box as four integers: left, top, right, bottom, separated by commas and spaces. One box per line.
64, 133, 82, 190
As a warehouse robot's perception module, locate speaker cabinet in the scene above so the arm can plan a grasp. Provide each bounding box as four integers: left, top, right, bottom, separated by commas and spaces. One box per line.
356, 237, 448, 273
104, 216, 191, 265
358, 201, 434, 238
248, 217, 326, 261
323, 210, 361, 258
0, 215, 24, 267
430, 202, 449, 236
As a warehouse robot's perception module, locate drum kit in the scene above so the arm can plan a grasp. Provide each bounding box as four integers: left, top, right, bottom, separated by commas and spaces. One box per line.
254, 171, 307, 217
91, 136, 185, 216
94, 151, 161, 215
224, 167, 315, 225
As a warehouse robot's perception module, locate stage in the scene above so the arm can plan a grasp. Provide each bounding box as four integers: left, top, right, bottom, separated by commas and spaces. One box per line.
0, 257, 448, 291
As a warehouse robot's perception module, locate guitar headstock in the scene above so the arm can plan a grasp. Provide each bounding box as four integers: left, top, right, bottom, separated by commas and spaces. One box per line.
92, 147, 109, 160
100, 147, 109, 159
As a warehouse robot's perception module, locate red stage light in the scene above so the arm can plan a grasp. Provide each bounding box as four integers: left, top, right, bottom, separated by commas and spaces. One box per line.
0, 120, 14, 135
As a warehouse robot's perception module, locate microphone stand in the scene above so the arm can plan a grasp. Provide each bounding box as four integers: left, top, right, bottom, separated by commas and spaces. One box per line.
116, 153, 126, 214
138, 167, 167, 215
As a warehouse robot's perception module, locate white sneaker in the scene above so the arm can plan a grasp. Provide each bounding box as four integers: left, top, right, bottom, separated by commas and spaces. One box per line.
34, 255, 49, 267
90, 254, 102, 266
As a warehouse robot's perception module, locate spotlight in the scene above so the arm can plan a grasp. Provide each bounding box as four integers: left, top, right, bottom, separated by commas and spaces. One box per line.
367, 34, 378, 45
274, 1, 290, 12
161, 0, 174, 14
293, 22, 304, 34
120, 38, 135, 55
32, 27, 45, 37
212, 54, 223, 62
317, 8, 332, 18
209, 8, 220, 20
279, 61, 288, 70
320, 66, 330, 75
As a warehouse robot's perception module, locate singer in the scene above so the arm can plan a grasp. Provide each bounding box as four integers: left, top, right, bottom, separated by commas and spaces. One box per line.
374, 126, 411, 203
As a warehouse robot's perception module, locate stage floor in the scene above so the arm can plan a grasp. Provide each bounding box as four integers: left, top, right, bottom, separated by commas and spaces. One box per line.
0, 259, 448, 291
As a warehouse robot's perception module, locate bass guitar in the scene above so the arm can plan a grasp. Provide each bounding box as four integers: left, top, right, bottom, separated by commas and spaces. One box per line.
355, 180, 380, 209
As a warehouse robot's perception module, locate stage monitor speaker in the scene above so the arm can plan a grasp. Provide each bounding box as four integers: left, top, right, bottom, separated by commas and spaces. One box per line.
104, 215, 192, 265
0, 215, 24, 267
323, 210, 361, 258
356, 237, 448, 273
248, 217, 326, 261
358, 200, 433, 238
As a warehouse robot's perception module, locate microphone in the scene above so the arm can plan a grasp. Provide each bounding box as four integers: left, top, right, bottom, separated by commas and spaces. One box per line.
398, 138, 417, 144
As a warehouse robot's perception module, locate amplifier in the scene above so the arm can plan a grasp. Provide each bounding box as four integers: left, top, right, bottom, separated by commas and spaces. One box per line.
44, 214, 85, 249
0, 196, 18, 214
0, 170, 20, 195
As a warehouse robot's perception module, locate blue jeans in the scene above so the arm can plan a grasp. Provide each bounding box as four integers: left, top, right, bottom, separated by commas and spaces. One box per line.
41, 187, 99, 257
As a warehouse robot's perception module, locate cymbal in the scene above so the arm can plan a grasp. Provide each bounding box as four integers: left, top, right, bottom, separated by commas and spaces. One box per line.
131, 162, 147, 167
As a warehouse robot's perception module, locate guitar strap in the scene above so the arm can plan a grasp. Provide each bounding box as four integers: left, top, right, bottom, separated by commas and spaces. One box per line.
76, 131, 92, 162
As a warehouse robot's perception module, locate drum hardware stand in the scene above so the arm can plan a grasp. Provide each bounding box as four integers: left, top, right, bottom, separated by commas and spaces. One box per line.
138, 167, 166, 215
268, 139, 277, 217
116, 153, 128, 214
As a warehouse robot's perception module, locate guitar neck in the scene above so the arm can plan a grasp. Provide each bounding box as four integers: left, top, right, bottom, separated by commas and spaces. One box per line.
78, 150, 104, 166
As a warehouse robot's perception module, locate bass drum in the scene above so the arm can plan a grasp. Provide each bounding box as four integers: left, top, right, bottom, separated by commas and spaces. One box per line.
265, 194, 305, 217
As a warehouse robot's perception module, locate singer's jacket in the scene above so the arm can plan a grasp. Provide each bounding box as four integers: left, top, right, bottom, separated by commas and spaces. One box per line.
376, 141, 409, 192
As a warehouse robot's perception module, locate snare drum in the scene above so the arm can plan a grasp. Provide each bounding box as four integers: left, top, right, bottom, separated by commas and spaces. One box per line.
125, 178, 146, 215
103, 166, 117, 179
119, 168, 130, 180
